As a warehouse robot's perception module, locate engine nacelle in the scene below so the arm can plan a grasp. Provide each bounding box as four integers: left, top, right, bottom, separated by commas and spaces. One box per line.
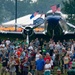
22, 27, 33, 36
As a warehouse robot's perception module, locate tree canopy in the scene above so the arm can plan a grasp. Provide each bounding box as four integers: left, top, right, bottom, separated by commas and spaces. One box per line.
62, 0, 75, 24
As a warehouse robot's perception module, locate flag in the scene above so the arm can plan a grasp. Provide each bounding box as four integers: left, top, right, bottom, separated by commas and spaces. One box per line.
30, 11, 39, 19
51, 5, 57, 13
57, 4, 61, 11
30, 14, 34, 19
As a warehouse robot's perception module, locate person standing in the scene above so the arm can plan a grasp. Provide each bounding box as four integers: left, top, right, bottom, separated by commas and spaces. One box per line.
35, 51, 41, 61
14, 56, 20, 75
1, 56, 8, 75
44, 53, 51, 62
63, 53, 70, 73
36, 54, 45, 75
5, 38, 11, 46
8, 56, 16, 75
44, 59, 51, 75
49, 41, 54, 56
23, 57, 30, 75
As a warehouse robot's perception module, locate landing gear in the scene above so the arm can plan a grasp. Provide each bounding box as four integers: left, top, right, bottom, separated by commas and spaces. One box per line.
22, 27, 33, 45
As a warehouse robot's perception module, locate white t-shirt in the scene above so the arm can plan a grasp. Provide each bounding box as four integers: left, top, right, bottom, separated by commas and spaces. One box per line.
0, 44, 5, 47
6, 40, 11, 45
67, 51, 72, 56
50, 60, 53, 66
28, 46, 33, 50
44, 63, 51, 71
35, 54, 40, 61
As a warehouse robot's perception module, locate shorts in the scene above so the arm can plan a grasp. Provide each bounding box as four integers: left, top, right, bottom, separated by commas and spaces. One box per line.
44, 71, 51, 75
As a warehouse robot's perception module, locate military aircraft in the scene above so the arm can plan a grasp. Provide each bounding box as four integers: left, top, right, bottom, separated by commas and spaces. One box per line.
1, 9, 75, 37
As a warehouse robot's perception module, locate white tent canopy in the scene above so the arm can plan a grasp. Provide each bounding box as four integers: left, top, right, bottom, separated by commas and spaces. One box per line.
2, 14, 45, 26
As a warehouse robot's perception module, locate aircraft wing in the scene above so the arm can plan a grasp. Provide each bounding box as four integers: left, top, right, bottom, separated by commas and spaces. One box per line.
0, 18, 45, 35
59, 20, 75, 35
25, 18, 44, 29
0, 14, 46, 35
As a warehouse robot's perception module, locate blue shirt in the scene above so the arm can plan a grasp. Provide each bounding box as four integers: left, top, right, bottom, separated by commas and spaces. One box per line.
36, 59, 45, 71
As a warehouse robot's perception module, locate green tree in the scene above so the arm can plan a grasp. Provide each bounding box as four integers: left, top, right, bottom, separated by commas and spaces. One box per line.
0, 0, 6, 23
62, 0, 75, 24
0, 0, 14, 23
31, 0, 62, 13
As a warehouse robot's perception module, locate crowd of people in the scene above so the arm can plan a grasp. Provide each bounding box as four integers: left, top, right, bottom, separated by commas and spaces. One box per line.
0, 38, 75, 75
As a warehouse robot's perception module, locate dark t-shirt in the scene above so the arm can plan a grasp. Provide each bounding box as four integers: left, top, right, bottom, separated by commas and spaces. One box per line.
23, 61, 30, 72
2, 57, 8, 67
